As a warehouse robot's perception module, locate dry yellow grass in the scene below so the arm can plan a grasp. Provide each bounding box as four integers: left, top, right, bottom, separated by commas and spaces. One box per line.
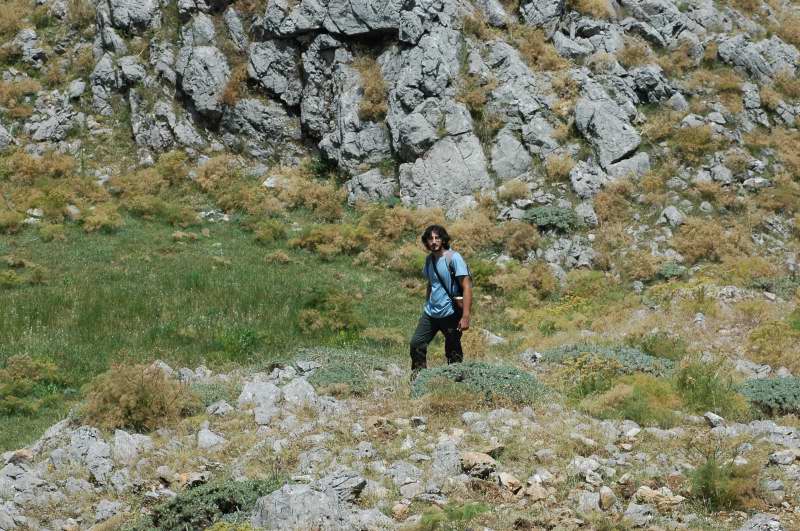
774, 69, 800, 101
642, 110, 681, 144
593, 180, 634, 224
617, 36, 652, 68
544, 153, 575, 181
509, 25, 569, 71
496, 179, 529, 203
568, 0, 615, 19
353, 56, 388, 122
0, 0, 27, 40
221, 63, 248, 107
657, 41, 696, 77
0, 78, 43, 119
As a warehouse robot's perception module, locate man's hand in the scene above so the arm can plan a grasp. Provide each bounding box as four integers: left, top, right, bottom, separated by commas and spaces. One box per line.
458, 315, 470, 332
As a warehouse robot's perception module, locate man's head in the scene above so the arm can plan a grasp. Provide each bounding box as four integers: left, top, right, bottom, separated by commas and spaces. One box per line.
421, 225, 451, 252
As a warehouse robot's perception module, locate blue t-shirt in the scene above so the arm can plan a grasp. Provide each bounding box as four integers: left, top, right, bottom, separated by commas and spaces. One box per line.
423, 251, 470, 318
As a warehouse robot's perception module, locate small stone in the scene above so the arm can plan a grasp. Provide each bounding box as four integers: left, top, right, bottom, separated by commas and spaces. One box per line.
525, 483, 547, 501
460, 452, 496, 478
391, 502, 409, 519
704, 412, 724, 428
599, 485, 617, 510
497, 472, 522, 493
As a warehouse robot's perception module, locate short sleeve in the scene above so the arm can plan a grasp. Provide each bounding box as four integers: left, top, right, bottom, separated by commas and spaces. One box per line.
451, 252, 469, 277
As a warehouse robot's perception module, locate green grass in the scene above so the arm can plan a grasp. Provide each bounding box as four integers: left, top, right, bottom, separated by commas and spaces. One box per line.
0, 216, 425, 449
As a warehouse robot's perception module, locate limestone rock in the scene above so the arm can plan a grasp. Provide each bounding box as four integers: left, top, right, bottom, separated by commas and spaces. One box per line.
221, 98, 301, 159
106, 0, 161, 33
248, 40, 303, 107
575, 83, 641, 170
460, 452, 496, 478
717, 35, 799, 82
175, 46, 230, 120
520, 0, 564, 30
345, 169, 397, 204
251, 483, 353, 530
398, 134, 492, 210
492, 128, 532, 180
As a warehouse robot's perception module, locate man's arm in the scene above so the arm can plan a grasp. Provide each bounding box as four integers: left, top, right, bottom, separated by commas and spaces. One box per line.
458, 276, 472, 331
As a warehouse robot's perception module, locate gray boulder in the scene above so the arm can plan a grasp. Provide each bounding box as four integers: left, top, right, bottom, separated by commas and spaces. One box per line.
621, 0, 704, 49
301, 34, 348, 138
90, 53, 120, 116
221, 98, 302, 159
717, 35, 799, 82
67, 427, 113, 485
606, 151, 650, 179
398, 133, 493, 209
570, 161, 608, 199
197, 427, 226, 450
474, 0, 511, 27
0, 124, 14, 152
520, 0, 564, 30
150, 40, 177, 85
484, 41, 547, 124
238, 380, 283, 408
318, 62, 393, 174
431, 440, 461, 479
130, 92, 205, 152
107, 0, 161, 33
737, 513, 784, 531
626, 65, 674, 103
251, 483, 355, 530
491, 127, 532, 180
112, 430, 153, 465
575, 82, 641, 169
95, 499, 122, 523
318, 467, 367, 503
180, 13, 217, 47
248, 40, 303, 107
282, 378, 318, 409
345, 169, 397, 204
175, 46, 230, 120
118, 55, 147, 87
659, 206, 684, 227
23, 95, 78, 143
224, 7, 248, 52
12, 29, 46, 68
257, 0, 404, 38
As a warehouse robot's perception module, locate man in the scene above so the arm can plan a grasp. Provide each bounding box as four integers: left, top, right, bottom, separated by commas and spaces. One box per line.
409, 224, 473, 378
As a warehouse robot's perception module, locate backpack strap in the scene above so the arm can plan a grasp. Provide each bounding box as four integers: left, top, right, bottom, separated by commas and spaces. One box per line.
428, 253, 455, 302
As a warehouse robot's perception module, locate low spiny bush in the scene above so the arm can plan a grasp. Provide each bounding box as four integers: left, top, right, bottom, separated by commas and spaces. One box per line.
739, 377, 800, 416
82, 364, 200, 432
412, 362, 549, 405
540, 343, 675, 376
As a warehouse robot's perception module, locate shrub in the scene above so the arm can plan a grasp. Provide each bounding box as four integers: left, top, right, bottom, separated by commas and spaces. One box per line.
501, 221, 539, 261
544, 153, 575, 181
0, 355, 69, 416
510, 25, 568, 71
449, 210, 502, 254
353, 56, 388, 122
594, 181, 634, 224
690, 456, 761, 511
0, 1, 27, 39
291, 223, 370, 259
748, 321, 800, 373
627, 331, 688, 361
82, 364, 200, 432
411, 362, 549, 405
0, 210, 24, 234
126, 478, 282, 531
279, 174, 345, 222
567, 0, 614, 18
297, 288, 365, 334
457, 75, 498, 116
674, 358, 750, 420
298, 347, 385, 396
671, 126, 723, 165
581, 373, 680, 428
739, 377, 800, 416
672, 217, 724, 265
38, 223, 66, 242
657, 41, 696, 77
221, 63, 248, 107
749, 276, 800, 300
497, 179, 530, 203
0, 149, 75, 183
253, 220, 286, 245
556, 353, 626, 399
657, 262, 687, 280
82, 203, 124, 233
617, 36, 651, 67
620, 249, 661, 282
417, 502, 490, 530
540, 343, 674, 376
525, 206, 581, 232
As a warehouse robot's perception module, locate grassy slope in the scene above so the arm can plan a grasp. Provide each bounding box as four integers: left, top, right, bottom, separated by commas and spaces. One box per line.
0, 216, 437, 450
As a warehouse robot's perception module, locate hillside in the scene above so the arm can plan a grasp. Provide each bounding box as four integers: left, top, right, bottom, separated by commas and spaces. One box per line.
2, 0, 800, 529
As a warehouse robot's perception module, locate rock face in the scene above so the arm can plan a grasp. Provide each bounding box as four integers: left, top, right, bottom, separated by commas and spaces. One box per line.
575, 82, 641, 170
248, 40, 303, 107
175, 46, 230, 120
250, 484, 352, 529
398, 133, 492, 209
717, 35, 799, 82
105, 0, 162, 33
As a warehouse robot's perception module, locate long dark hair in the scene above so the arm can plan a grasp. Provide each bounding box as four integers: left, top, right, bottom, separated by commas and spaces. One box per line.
421, 225, 451, 250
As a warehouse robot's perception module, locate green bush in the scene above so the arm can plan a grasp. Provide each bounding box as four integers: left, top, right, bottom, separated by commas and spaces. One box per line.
626, 331, 688, 361
417, 502, 490, 530
541, 343, 674, 376
690, 455, 761, 511
297, 347, 385, 396
581, 373, 681, 428
125, 478, 282, 531
0, 355, 70, 415
657, 261, 687, 280
411, 362, 549, 404
674, 359, 750, 419
297, 288, 365, 334
739, 377, 800, 415
749, 276, 800, 300
525, 206, 581, 232
253, 220, 286, 245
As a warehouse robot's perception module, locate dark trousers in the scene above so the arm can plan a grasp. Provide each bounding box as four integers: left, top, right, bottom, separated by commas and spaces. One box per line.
410, 312, 463, 372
